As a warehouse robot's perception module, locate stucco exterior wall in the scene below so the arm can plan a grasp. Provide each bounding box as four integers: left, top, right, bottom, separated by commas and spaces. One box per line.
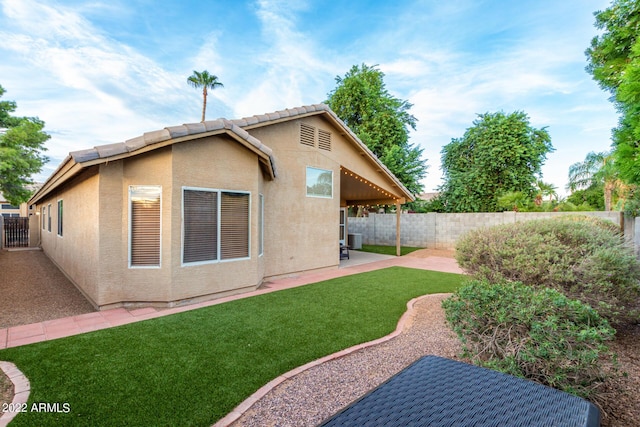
169, 135, 263, 302
249, 119, 340, 278
87, 139, 267, 308
37, 170, 101, 305
88, 148, 175, 307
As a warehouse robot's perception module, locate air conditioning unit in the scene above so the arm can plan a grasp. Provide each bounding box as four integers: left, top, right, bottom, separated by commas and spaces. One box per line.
348, 233, 362, 250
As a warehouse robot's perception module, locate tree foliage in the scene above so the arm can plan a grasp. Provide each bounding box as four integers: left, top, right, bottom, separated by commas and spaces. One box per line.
586, 0, 640, 184
438, 111, 553, 212
567, 151, 627, 211
326, 64, 427, 195
0, 85, 49, 205
566, 184, 606, 210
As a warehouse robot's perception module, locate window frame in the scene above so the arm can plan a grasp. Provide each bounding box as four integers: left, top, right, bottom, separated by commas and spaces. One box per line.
181, 187, 251, 266
128, 185, 162, 269
306, 166, 333, 199
57, 199, 63, 237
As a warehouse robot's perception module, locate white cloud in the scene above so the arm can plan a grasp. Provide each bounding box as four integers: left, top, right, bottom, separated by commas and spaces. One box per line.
0, 0, 195, 166
229, 0, 335, 116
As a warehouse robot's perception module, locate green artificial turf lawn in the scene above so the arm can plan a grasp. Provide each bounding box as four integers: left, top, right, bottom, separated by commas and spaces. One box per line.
360, 244, 423, 256
0, 267, 463, 426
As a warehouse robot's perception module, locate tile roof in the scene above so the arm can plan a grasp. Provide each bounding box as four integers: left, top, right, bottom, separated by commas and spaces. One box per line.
30, 103, 412, 204
69, 118, 272, 165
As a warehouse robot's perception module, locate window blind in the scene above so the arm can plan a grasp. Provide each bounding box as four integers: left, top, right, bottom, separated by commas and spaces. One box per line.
130, 186, 161, 267
221, 192, 249, 260
183, 190, 218, 263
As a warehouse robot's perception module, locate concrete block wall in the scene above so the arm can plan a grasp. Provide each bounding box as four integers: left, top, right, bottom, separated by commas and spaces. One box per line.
348, 211, 625, 250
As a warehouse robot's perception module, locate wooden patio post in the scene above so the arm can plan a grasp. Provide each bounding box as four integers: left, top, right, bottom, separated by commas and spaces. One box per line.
396, 201, 401, 256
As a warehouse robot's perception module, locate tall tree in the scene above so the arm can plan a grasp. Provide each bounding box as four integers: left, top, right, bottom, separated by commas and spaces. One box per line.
326, 64, 427, 195
0, 85, 49, 205
535, 180, 558, 204
567, 151, 625, 211
586, 0, 640, 183
187, 70, 224, 122
438, 111, 553, 212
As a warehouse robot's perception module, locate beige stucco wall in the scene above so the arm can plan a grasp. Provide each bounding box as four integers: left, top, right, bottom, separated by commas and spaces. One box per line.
249, 118, 341, 278
169, 135, 264, 302
91, 136, 266, 308
37, 170, 101, 305
87, 148, 174, 306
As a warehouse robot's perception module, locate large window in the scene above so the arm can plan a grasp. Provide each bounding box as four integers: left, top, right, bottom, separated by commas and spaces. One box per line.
306, 167, 333, 198
57, 200, 63, 236
182, 188, 250, 265
129, 186, 161, 268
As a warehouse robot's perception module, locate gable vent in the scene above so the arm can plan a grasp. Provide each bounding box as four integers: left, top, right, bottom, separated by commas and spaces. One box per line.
300, 123, 315, 147
318, 129, 332, 151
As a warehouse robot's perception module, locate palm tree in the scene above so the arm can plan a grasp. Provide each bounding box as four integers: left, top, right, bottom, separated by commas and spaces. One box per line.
187, 70, 224, 122
567, 151, 624, 211
535, 180, 558, 204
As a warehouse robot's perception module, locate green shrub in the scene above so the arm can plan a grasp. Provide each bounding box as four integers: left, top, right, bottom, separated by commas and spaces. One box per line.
455, 215, 640, 324
442, 280, 616, 398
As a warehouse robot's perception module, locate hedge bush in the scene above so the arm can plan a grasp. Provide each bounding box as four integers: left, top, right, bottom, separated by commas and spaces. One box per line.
455, 215, 640, 324
442, 280, 616, 398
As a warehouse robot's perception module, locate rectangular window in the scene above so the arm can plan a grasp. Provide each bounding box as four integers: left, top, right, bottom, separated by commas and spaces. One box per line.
129, 186, 161, 268
182, 188, 250, 265
47, 204, 51, 232
258, 194, 264, 256
220, 192, 249, 260
41, 206, 45, 230
57, 200, 63, 236
183, 189, 218, 264
306, 167, 333, 198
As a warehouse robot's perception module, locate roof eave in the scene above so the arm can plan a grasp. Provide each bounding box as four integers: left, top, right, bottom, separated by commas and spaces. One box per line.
319, 111, 415, 203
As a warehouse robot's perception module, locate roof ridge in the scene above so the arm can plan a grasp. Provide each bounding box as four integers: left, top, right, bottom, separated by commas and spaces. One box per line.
230, 103, 329, 127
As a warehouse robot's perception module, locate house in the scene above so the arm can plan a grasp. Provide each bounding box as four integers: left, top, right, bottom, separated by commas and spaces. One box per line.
0, 198, 21, 218
28, 104, 414, 310
0, 193, 29, 217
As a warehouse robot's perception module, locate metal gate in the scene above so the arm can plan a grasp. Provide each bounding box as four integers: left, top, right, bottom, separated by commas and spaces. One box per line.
2, 217, 29, 248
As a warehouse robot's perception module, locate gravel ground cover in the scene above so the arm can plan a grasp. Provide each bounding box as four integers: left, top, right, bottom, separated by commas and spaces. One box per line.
0, 249, 95, 329
0, 369, 12, 410
231, 294, 463, 426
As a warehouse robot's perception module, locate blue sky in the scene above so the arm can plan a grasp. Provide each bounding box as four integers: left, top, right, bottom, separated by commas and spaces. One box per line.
0, 0, 617, 195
